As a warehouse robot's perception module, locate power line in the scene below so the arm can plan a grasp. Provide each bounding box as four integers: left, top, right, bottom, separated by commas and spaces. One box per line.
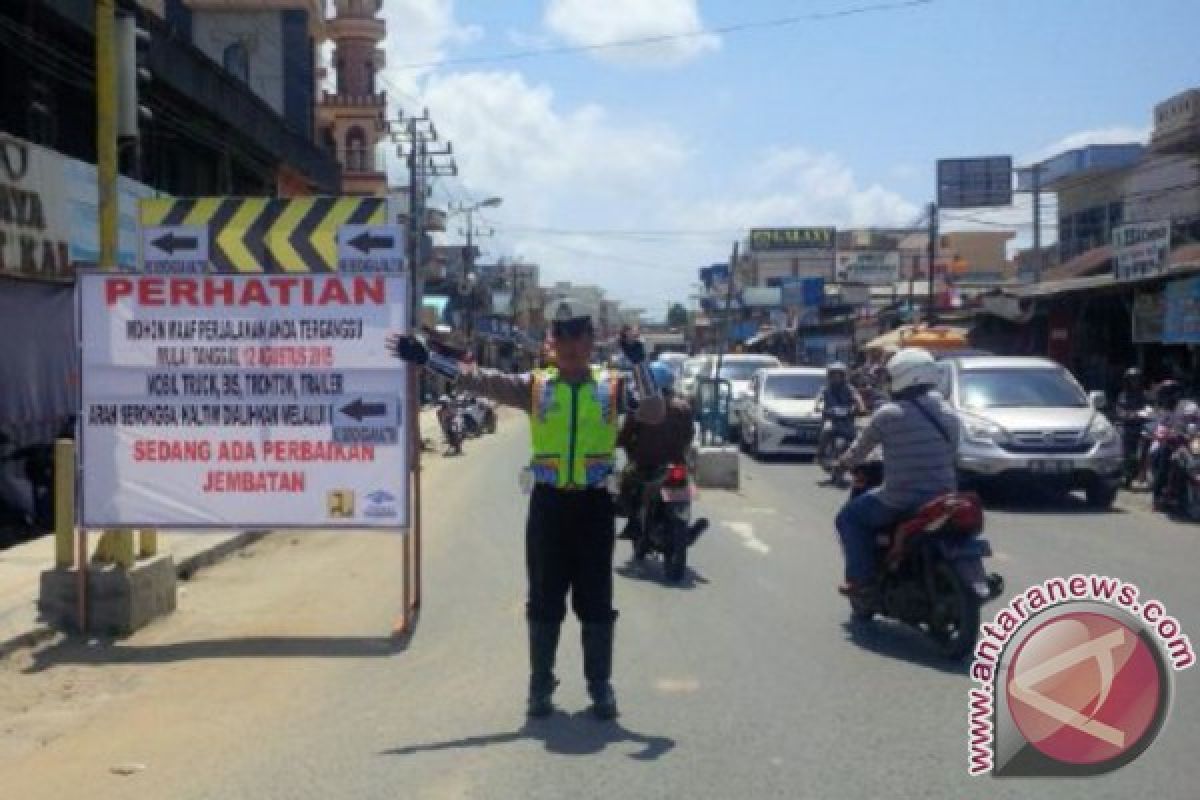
390, 0, 937, 71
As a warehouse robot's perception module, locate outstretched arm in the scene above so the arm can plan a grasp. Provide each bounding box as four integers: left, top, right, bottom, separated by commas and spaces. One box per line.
387, 334, 533, 413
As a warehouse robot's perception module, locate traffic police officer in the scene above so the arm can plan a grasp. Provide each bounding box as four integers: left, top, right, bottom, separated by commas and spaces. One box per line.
388, 317, 663, 720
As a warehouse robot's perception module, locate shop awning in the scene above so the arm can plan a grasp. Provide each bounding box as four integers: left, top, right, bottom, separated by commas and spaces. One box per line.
865, 324, 968, 354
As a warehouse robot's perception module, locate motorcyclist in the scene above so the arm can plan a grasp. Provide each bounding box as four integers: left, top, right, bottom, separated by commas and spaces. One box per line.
1149, 379, 1189, 508
616, 362, 696, 542
1116, 367, 1148, 414
816, 362, 866, 461
435, 395, 463, 454
1115, 368, 1149, 484
832, 348, 959, 596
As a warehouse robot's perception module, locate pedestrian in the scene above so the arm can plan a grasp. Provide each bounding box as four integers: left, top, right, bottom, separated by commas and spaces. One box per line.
387, 317, 664, 720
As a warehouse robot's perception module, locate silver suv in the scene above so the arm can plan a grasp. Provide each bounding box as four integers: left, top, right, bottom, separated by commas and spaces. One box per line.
937, 356, 1122, 508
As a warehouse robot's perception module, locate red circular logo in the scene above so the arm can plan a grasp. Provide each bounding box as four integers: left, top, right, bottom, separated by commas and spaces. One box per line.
1005, 611, 1164, 766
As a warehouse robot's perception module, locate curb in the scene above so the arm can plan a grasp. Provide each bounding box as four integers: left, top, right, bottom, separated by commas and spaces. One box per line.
175, 529, 270, 580
0, 529, 271, 659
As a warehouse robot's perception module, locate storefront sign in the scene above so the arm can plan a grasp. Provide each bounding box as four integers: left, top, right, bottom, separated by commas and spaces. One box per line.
1132, 289, 1165, 343
79, 272, 409, 528
780, 276, 825, 307
741, 286, 782, 307
1163, 275, 1200, 344
0, 133, 155, 280
749, 227, 836, 252
836, 251, 900, 284
799, 334, 853, 366
1114, 221, 1171, 281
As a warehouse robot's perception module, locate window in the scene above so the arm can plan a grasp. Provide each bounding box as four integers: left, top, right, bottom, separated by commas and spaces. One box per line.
223, 41, 249, 83
959, 368, 1087, 410
345, 126, 367, 171
763, 373, 824, 400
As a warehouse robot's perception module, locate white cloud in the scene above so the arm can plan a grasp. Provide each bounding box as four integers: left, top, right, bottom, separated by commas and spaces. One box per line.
419, 70, 689, 222
683, 146, 920, 231
380, 0, 483, 98
544, 0, 721, 67
1030, 125, 1151, 162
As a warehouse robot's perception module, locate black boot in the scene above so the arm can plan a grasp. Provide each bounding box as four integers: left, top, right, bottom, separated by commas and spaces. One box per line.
618, 518, 639, 540
582, 617, 618, 720
527, 621, 561, 718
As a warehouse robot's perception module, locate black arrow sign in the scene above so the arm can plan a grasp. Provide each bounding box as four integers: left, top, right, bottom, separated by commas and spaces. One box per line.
151, 231, 200, 255
348, 231, 395, 254
339, 398, 388, 422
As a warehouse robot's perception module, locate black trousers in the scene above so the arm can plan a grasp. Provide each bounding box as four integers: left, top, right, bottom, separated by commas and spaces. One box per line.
525, 485, 616, 625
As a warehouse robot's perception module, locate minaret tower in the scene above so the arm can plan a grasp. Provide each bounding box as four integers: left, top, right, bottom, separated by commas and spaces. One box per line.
318, 0, 388, 195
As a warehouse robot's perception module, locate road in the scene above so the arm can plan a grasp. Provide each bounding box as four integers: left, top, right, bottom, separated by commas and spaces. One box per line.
3, 415, 1199, 800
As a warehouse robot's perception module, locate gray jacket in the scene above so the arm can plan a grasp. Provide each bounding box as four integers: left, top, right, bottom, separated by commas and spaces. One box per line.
842, 390, 959, 509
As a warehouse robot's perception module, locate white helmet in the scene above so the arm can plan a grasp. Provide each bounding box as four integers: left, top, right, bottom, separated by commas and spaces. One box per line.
887, 347, 938, 393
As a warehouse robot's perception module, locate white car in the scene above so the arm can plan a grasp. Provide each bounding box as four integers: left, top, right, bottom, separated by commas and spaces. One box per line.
739, 368, 827, 456
654, 352, 690, 384
680, 355, 714, 401
712, 354, 783, 436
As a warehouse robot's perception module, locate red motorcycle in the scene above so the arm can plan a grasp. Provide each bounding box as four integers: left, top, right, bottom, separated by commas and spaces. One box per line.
628, 463, 708, 582
847, 462, 1004, 659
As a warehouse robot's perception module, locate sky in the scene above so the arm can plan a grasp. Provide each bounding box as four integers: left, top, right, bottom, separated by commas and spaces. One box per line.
372, 0, 1199, 316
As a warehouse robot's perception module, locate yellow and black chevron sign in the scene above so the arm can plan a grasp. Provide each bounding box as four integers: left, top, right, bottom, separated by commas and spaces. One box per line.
139, 197, 388, 273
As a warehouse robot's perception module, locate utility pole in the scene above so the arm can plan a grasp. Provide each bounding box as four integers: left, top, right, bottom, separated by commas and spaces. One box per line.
449, 196, 501, 358
97, 1, 118, 272
926, 202, 938, 325
457, 204, 496, 350
1031, 163, 1044, 284
91, 0, 139, 572
715, 240, 739, 378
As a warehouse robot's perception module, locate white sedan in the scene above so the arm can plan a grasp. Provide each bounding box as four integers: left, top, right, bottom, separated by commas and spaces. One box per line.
739, 367, 827, 457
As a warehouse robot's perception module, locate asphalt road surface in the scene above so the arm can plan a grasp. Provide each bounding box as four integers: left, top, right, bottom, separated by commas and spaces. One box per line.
3, 416, 1199, 799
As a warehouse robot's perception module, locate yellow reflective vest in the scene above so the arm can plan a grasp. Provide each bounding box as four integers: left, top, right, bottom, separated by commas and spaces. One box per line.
529, 367, 620, 488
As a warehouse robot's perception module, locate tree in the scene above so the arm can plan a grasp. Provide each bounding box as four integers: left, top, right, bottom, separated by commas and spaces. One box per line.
667, 302, 689, 328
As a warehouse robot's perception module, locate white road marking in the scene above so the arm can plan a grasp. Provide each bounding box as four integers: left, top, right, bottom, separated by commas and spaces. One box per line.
654, 677, 701, 693
745, 507, 778, 515
725, 521, 771, 555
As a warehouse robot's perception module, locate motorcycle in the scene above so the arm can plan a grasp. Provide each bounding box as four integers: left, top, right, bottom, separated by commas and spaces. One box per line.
818, 404, 857, 485
1168, 424, 1200, 521
1149, 403, 1200, 510
457, 393, 498, 437
844, 461, 1004, 660
1115, 405, 1154, 488
628, 463, 709, 583
435, 396, 465, 456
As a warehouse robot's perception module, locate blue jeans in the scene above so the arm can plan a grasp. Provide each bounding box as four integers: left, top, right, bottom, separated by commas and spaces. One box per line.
834, 490, 906, 584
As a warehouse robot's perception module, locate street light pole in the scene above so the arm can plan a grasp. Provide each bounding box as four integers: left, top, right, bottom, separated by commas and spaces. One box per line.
453, 196, 502, 358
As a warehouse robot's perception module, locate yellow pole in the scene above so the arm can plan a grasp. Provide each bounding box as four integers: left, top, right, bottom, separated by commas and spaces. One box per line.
92, 0, 137, 569
53, 439, 75, 568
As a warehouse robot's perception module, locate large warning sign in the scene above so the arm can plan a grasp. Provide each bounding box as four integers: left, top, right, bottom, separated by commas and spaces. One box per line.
138, 197, 390, 273
79, 272, 409, 528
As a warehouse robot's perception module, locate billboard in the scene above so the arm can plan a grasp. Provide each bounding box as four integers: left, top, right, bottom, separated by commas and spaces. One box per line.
0, 132, 156, 279
836, 251, 900, 284
748, 227, 836, 252
79, 272, 410, 528
1132, 289, 1165, 344
937, 157, 1013, 209
1114, 221, 1171, 282
1163, 275, 1200, 344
